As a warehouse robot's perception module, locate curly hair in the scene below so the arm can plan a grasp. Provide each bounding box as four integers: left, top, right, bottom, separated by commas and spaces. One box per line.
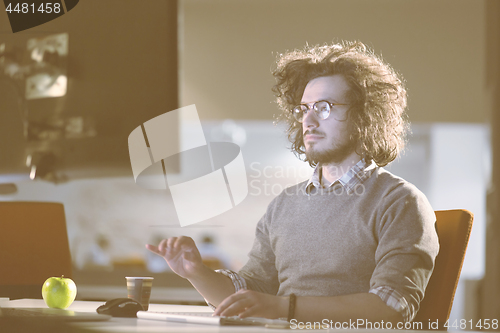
272, 40, 408, 167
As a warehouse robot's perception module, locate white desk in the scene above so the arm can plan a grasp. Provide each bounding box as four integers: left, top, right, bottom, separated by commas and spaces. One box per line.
2, 299, 478, 333
1, 299, 291, 333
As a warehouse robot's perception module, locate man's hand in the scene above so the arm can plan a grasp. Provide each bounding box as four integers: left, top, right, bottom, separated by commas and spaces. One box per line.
213, 289, 288, 319
146, 236, 204, 279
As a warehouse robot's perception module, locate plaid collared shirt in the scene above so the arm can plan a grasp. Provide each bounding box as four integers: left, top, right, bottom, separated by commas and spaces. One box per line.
305, 158, 377, 195
212, 159, 414, 323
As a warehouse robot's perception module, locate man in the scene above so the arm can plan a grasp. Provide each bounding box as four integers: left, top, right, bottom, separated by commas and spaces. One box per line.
147, 41, 439, 324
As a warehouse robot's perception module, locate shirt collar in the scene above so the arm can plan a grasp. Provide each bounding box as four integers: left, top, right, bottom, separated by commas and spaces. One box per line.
305, 158, 376, 195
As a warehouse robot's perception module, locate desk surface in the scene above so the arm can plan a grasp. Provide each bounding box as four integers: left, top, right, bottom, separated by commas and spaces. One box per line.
1, 299, 478, 333
1, 299, 290, 333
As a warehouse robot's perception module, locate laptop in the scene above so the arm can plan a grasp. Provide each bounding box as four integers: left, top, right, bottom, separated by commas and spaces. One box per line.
136, 310, 290, 327
0, 307, 112, 322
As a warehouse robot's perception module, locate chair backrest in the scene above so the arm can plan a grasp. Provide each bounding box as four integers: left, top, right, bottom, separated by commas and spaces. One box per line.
414, 209, 473, 329
0, 201, 72, 299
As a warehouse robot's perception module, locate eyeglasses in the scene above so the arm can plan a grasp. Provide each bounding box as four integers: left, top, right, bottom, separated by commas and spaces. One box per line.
292, 100, 350, 123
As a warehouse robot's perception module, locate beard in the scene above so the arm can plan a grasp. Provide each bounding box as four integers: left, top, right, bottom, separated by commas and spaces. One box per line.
305, 138, 357, 165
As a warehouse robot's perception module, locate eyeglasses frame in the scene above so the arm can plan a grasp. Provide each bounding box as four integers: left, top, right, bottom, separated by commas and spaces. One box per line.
292, 100, 350, 123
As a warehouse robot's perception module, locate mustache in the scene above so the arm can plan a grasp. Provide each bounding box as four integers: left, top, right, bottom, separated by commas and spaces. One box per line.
303, 129, 324, 136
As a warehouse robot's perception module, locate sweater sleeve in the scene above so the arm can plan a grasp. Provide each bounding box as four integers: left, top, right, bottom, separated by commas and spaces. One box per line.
370, 184, 439, 322
237, 201, 280, 295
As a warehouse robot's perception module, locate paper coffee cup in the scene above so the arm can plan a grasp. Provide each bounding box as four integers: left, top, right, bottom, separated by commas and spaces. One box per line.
126, 277, 154, 310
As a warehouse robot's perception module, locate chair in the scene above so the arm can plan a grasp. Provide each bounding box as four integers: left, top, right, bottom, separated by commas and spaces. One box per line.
413, 209, 474, 329
0, 201, 72, 299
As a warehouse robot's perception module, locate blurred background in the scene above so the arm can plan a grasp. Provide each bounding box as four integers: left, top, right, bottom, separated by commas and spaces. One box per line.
1, 0, 499, 328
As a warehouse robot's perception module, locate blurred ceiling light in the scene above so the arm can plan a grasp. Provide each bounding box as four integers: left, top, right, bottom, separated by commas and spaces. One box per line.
25, 33, 68, 100
25, 73, 67, 99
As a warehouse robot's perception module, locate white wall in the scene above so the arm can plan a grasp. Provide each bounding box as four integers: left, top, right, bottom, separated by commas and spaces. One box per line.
181, 0, 487, 123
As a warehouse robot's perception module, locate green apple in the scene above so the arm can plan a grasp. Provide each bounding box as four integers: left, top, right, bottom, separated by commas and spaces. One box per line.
41, 276, 77, 309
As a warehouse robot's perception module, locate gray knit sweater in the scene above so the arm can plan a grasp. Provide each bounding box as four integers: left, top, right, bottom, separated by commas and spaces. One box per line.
238, 166, 439, 316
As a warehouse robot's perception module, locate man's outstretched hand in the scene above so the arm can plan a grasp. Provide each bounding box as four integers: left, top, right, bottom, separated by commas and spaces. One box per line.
146, 236, 205, 279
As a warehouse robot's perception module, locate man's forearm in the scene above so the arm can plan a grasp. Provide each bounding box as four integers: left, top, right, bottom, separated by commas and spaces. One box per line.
292, 293, 403, 325
186, 266, 236, 306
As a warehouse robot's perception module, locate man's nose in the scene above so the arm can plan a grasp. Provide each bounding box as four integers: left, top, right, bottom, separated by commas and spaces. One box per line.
302, 108, 319, 129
